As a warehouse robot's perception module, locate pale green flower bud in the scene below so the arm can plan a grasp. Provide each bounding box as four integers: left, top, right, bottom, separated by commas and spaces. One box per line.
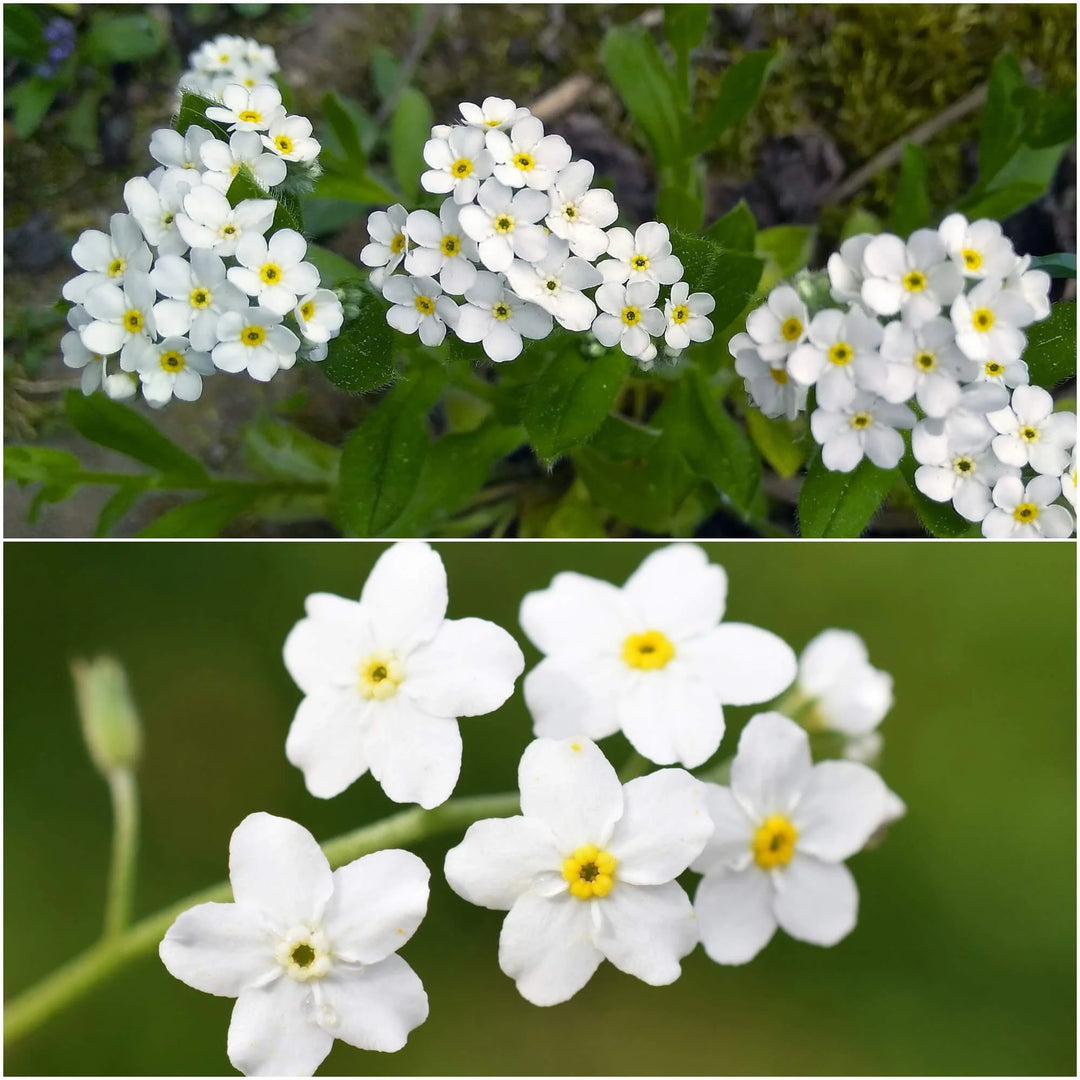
71, 657, 143, 775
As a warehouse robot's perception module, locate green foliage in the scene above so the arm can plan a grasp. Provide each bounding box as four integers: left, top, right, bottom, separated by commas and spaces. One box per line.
663, 5, 710, 60
6, 76, 64, 139
889, 144, 931, 237
746, 411, 806, 479
321, 291, 397, 393
319, 90, 368, 171
1024, 301, 1077, 389
304, 245, 361, 289
756, 225, 815, 290
1029, 253, 1077, 279
798, 452, 898, 538
390, 87, 435, 202
225, 166, 304, 234
704, 200, 757, 252
137, 488, 260, 538
670, 230, 764, 334
82, 10, 166, 64
690, 50, 776, 154
175, 91, 231, 142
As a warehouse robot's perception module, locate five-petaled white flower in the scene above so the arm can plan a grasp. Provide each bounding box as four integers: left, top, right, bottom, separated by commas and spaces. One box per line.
911, 421, 1017, 522
457, 179, 549, 273
382, 274, 457, 347
810, 392, 915, 473
160, 813, 430, 1076
176, 184, 277, 257
62, 213, 152, 304
200, 129, 288, 193
124, 172, 197, 257
444, 736, 712, 1006
127, 334, 215, 407
519, 544, 797, 769
206, 82, 286, 132
283, 541, 524, 808
938, 213, 1016, 280
151, 248, 249, 351
592, 280, 665, 359
262, 112, 321, 163
360, 204, 410, 289
730, 333, 807, 421
294, 289, 345, 345
875, 316, 974, 418
600, 222, 683, 288
79, 273, 158, 366
486, 114, 571, 190
544, 159, 618, 260
744, 285, 809, 363
860, 229, 963, 325
950, 278, 1035, 363
663, 281, 715, 350
454, 271, 553, 362
227, 229, 320, 315
504, 235, 601, 332
404, 202, 479, 296
458, 96, 530, 131
981, 474, 1074, 539
985, 385, 1076, 477
692, 712, 890, 964
787, 307, 883, 409
420, 126, 493, 204
213, 307, 300, 381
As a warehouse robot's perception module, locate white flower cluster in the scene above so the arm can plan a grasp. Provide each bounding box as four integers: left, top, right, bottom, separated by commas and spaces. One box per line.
732, 214, 1076, 537
363, 96, 715, 366
178, 34, 280, 100
60, 50, 341, 408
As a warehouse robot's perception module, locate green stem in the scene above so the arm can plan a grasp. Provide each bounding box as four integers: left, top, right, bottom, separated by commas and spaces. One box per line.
103, 769, 139, 938
3, 791, 518, 1049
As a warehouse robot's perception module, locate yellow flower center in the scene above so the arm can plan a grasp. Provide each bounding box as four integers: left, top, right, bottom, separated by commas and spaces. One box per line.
562, 844, 617, 900
620, 305, 641, 326
221, 224, 237, 237
107, 257, 126, 278
159, 350, 185, 372
492, 301, 511, 320
973, 307, 994, 331
753, 814, 798, 869
357, 653, 403, 701
494, 214, 514, 234
238, 109, 262, 124
622, 629, 675, 670
563, 203, 578, 219
770, 367, 789, 385
275, 134, 293, 154
1020, 425, 1040, 443
300, 300, 315, 321
915, 350, 936, 371
903, 270, 927, 292
440, 234, 460, 257
953, 455, 976, 475
451, 157, 473, 178
780, 316, 803, 342
984, 360, 1004, 376
961, 248, 982, 271
1013, 502, 1039, 523
630, 253, 650, 272
260, 262, 283, 285
190, 287, 212, 309
513, 152, 535, 171
672, 304, 689, 324
850, 411, 872, 430
390, 233, 407, 255
414, 294, 435, 316
485, 118, 500, 127
241, 325, 266, 347
828, 342, 853, 366
274, 929, 332, 983
123, 309, 143, 333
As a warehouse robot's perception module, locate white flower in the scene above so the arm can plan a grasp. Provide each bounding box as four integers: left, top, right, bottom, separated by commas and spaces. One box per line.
1003, 253, 1052, 321
600, 222, 683, 287
149, 124, 216, 175
458, 96, 530, 131
792, 630, 893, 737
127, 335, 215, 407
80, 273, 157, 367
123, 172, 197, 256
444, 737, 711, 1005
693, 712, 889, 964
937, 213, 1016, 280
62, 213, 151, 303
295, 289, 344, 345
519, 544, 797, 768
151, 249, 249, 351
730, 333, 808, 420
213, 307, 300, 381
227, 229, 320, 316
160, 813, 429, 1076
487, 114, 571, 190
382, 275, 456, 347
454, 272, 553, 362
912, 421, 1017, 522
61, 306, 112, 395
504, 235, 601, 332
175, 184, 277, 256
592, 280, 665, 359
810, 392, 915, 472
403, 202, 478, 296
968, 351, 1030, 391
950, 278, 1035, 362
826, 233, 873, 307
860, 229, 963, 325
986, 385, 1076, 476
458, 179, 549, 273
544, 159, 618, 260
200, 130, 288, 193
104, 372, 138, 400
744, 285, 809, 363
1062, 445, 1078, 509
663, 282, 715, 350
875, 316, 974, 417
206, 83, 286, 132
787, 308, 883, 409
360, 204, 410, 287
283, 541, 524, 808
420, 126, 493, 204
981, 474, 1074, 538
262, 112, 321, 163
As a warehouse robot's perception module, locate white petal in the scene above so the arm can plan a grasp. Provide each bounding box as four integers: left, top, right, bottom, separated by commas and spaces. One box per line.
694, 867, 777, 964
283, 595, 373, 695
322, 850, 430, 963
159, 901, 277, 996
772, 854, 858, 946
593, 880, 696, 984
523, 654, 625, 741
360, 541, 448, 653
227, 978, 333, 1077
798, 629, 867, 694
320, 954, 428, 1053
519, 571, 634, 655
793, 760, 888, 860
691, 784, 755, 874
681, 623, 797, 705
730, 712, 812, 819
285, 692, 371, 799
621, 543, 727, 639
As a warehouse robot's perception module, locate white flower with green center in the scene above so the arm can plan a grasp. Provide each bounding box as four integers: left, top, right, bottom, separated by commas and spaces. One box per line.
826, 233, 874, 308
544, 159, 618, 260
160, 813, 430, 1076
382, 274, 457, 347
663, 281, 715, 350
283, 541, 524, 808
810, 392, 915, 473
457, 178, 549, 273
693, 711, 890, 965
730, 332, 808, 420
212, 307, 300, 381
786, 308, 884, 410
504, 235, 601, 332
520, 543, 797, 768
199, 130, 288, 193
986, 385, 1076, 476
124, 172, 198, 256
127, 334, 215, 407
62, 213, 151, 304
912, 421, 1017, 522
458, 96, 529, 131
420, 125, 493, 204
149, 124, 216, 176
151, 249, 249, 351
592, 280, 665, 359
790, 630, 894, 737
444, 736, 712, 1006
262, 112, 321, 163
876, 316, 974, 418
404, 202, 479, 295
860, 229, 964, 325
206, 82, 286, 132
175, 184, 277, 257
744, 284, 810, 364
950, 278, 1035, 362
294, 289, 344, 345
227, 229, 321, 316
938, 213, 1017, 280
981, 474, 1074, 539
486, 114, 572, 190
79, 273, 158, 367
455, 271, 553, 362
600, 222, 684, 288
360, 204, 410, 289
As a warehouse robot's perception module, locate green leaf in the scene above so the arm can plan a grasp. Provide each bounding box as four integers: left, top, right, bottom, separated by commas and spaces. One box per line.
889, 143, 931, 238
704, 200, 757, 252
959, 180, 1047, 222
1029, 253, 1077, 279
84, 11, 165, 63
756, 224, 816, 287
224, 167, 299, 234
94, 481, 151, 538
242, 419, 339, 486
1020, 87, 1077, 149
840, 206, 883, 241
4, 5, 46, 61
539, 489, 608, 537
64, 391, 208, 483
523, 347, 629, 463
337, 366, 445, 536
175, 91, 231, 141
798, 452, 897, 538
390, 86, 434, 203
691, 50, 775, 154
138, 488, 259, 538
979, 51, 1026, 182
310, 171, 398, 206
657, 163, 706, 233
321, 290, 397, 393
9, 77, 61, 139
305, 244, 362, 288
4, 444, 82, 484
1023, 301, 1077, 389
601, 24, 684, 167
669, 230, 764, 333
320, 90, 367, 168
746, 410, 806, 479
664, 4, 710, 56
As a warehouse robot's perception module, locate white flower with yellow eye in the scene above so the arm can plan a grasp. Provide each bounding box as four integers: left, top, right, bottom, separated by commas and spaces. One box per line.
950, 278, 1035, 362
206, 82, 286, 132
787, 308, 883, 410
127, 335, 214, 408
986, 385, 1076, 477
810, 392, 915, 473
212, 307, 300, 382
458, 96, 529, 131
730, 332, 808, 421
504, 235, 601, 332
744, 285, 810, 364
79, 273, 157, 368
175, 184, 277, 257
227, 229, 320, 316
382, 274, 457, 347
360, 204, 410, 288
262, 113, 321, 163
875, 316, 974, 418
544, 159, 618, 260
693, 711, 889, 965
160, 813, 430, 1077
404, 202, 479, 296
199, 130, 287, 193
457, 178, 549, 273
981, 474, 1074, 539
938, 213, 1017, 281
663, 281, 714, 350
420, 126, 493, 204
294, 289, 344, 345
860, 229, 964, 325
486, 114, 572, 190
520, 544, 797, 769
283, 542, 524, 809
444, 736, 711, 1006
149, 124, 216, 177
151, 249, 249, 352
592, 280, 665, 359
62, 213, 151, 304
454, 271, 553, 363
912, 422, 1017, 523
600, 222, 684, 288
123, 172, 197, 257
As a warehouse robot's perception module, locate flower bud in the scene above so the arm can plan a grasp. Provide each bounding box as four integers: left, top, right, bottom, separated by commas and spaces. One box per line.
71, 657, 143, 775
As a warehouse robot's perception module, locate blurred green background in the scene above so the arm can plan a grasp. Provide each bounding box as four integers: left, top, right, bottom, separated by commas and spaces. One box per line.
4, 541, 1076, 1075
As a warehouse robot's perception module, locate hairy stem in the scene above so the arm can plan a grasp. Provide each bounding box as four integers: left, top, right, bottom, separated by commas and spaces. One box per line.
103, 769, 139, 938
3, 791, 518, 1049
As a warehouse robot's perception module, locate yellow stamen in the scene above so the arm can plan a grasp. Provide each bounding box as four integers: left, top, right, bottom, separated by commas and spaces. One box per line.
259, 262, 282, 285
562, 843, 617, 900
1013, 502, 1039, 523
850, 411, 872, 430
828, 342, 853, 366
903, 270, 927, 292
241, 325, 266, 347
961, 248, 982, 271
780, 316, 803, 342
357, 653, 403, 700
414, 294, 435, 316
622, 629, 675, 670
159, 350, 185, 372
753, 815, 798, 869
973, 308, 994, 332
